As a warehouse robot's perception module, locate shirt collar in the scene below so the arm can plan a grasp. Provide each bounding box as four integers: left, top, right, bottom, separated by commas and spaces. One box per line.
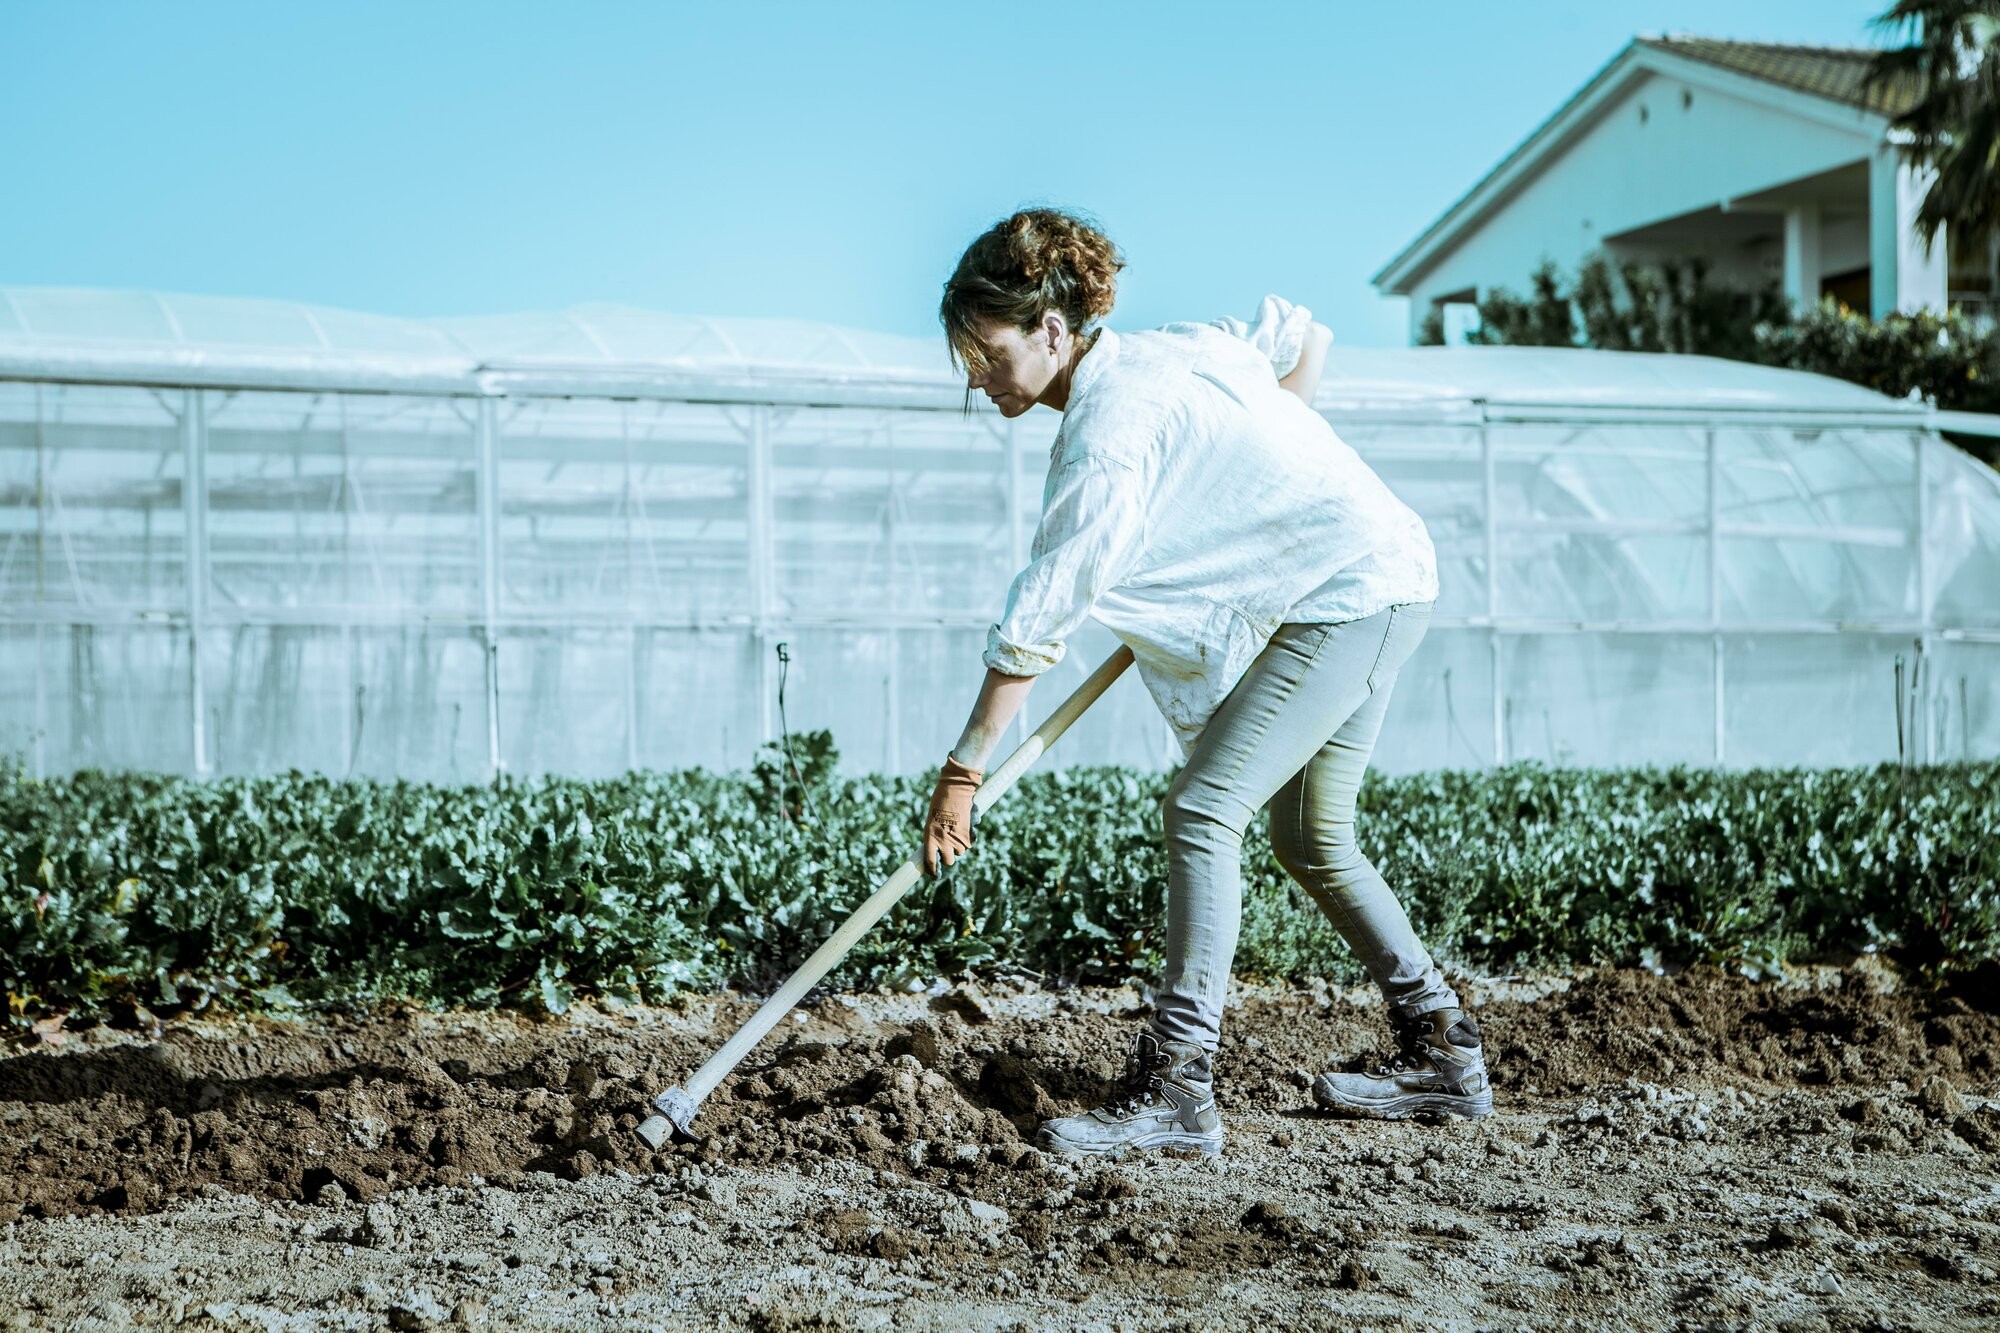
1065, 326, 1118, 407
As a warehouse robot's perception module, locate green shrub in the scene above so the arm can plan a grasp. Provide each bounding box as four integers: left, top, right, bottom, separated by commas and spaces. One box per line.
1424, 254, 1789, 360
1752, 298, 2000, 420
3, 759, 1995, 1027
1422, 252, 2000, 468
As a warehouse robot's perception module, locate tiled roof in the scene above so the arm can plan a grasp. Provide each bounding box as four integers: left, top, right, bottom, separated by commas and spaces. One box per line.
1637, 35, 1921, 116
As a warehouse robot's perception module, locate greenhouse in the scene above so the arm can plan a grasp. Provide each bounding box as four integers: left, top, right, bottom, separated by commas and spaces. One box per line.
1, 285, 1997, 780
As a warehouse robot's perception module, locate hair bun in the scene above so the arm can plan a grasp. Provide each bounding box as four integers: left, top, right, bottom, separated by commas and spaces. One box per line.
940, 207, 1124, 376
1003, 209, 1121, 322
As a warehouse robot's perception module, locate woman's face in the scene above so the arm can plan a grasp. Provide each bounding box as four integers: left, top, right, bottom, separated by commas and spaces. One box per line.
964, 314, 1065, 417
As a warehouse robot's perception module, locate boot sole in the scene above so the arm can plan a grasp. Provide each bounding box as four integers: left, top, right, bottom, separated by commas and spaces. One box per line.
1036, 1126, 1226, 1158
1311, 1084, 1494, 1121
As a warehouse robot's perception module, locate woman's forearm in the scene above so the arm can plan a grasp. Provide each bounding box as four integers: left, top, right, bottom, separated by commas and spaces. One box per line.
1278, 322, 1333, 403
949, 667, 1037, 769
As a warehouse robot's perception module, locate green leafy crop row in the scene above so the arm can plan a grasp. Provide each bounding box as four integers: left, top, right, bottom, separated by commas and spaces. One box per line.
3, 745, 1996, 1028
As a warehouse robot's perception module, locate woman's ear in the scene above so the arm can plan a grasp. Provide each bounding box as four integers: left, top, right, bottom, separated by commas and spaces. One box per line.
1042, 311, 1069, 354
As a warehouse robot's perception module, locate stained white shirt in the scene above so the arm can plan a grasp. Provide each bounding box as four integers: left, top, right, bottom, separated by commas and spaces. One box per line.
984, 295, 1439, 755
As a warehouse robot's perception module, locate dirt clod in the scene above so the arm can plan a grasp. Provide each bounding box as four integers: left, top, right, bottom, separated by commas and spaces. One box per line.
1918, 1075, 1969, 1120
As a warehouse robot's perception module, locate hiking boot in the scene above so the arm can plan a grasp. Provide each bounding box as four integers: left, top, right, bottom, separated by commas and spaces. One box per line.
1037, 1031, 1225, 1158
1312, 1006, 1493, 1120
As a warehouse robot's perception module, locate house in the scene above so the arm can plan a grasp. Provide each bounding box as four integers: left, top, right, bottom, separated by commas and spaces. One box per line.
1374, 35, 2000, 343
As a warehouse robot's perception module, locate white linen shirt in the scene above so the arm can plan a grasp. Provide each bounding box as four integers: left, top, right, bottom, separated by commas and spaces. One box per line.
984, 296, 1439, 756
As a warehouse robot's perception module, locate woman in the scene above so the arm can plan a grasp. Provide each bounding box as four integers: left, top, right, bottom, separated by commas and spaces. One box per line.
922, 208, 1490, 1158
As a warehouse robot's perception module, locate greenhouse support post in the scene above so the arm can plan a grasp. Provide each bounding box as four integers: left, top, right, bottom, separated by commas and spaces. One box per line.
338, 401, 356, 777
884, 417, 902, 772
749, 404, 776, 745
1481, 405, 1504, 765
886, 628, 901, 772
622, 413, 640, 773
1914, 426, 1931, 765
181, 390, 211, 776
626, 629, 641, 774
31, 624, 46, 778
1707, 427, 1724, 764
32, 385, 46, 606
32, 385, 47, 777
476, 397, 501, 776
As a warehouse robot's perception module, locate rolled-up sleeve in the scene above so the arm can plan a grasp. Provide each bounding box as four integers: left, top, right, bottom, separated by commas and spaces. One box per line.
984, 454, 1148, 676
1208, 293, 1314, 380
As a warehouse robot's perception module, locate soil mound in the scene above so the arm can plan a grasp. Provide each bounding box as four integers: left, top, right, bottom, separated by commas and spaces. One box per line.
2, 964, 1994, 1223
1484, 965, 1998, 1092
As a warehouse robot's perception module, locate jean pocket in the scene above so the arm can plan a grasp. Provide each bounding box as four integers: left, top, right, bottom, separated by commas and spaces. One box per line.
1366, 602, 1432, 691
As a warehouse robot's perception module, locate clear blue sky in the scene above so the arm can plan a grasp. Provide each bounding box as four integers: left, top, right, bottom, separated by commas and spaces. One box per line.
3, 0, 1894, 348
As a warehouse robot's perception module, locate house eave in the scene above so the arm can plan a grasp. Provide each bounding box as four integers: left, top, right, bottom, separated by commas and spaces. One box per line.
1374, 41, 1893, 298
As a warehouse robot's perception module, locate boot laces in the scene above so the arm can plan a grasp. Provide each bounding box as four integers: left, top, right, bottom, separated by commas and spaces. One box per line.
1370, 1013, 1435, 1078
1103, 1034, 1173, 1116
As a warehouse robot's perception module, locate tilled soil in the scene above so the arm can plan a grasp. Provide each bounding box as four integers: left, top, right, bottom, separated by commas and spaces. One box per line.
2, 962, 1998, 1329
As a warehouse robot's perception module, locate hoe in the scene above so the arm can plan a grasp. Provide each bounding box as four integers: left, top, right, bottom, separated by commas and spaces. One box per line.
634, 645, 1134, 1150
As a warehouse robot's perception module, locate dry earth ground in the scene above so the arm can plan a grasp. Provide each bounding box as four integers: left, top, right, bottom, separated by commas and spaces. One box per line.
2, 962, 1998, 1330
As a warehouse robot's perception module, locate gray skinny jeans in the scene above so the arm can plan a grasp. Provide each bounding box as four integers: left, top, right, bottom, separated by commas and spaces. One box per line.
1151, 601, 1458, 1054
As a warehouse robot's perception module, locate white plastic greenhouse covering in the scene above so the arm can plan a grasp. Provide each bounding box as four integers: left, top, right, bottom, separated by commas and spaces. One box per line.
2, 285, 1998, 780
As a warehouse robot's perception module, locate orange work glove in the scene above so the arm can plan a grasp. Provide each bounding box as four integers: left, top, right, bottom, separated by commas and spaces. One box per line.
921, 754, 984, 878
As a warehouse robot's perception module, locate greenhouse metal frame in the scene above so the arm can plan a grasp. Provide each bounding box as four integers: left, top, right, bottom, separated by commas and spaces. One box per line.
3, 288, 1998, 779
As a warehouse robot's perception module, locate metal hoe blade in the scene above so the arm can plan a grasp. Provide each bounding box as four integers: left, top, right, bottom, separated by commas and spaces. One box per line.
635, 1087, 700, 1150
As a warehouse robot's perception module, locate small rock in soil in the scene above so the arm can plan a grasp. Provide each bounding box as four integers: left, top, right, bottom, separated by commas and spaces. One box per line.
359, 1203, 397, 1249
1914, 1077, 1966, 1121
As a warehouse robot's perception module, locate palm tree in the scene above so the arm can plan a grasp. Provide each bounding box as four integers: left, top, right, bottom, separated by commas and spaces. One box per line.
1865, 2, 2000, 256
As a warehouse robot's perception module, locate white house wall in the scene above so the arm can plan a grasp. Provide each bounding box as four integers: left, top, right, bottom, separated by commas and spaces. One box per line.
1407, 70, 1878, 338
1602, 236, 1773, 290
1892, 156, 1949, 314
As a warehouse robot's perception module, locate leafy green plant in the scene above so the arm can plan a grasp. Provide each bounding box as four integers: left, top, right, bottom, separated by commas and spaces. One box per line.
752, 728, 840, 822
4, 758, 1996, 1029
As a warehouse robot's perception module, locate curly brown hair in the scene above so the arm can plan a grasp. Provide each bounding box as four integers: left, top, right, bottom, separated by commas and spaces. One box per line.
939, 207, 1125, 378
